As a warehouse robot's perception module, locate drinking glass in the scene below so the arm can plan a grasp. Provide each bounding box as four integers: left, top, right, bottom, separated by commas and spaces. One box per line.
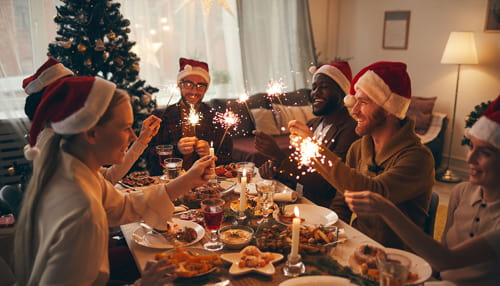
255, 180, 275, 223
236, 162, 255, 184
201, 198, 225, 251
164, 158, 183, 180
376, 253, 411, 286
155, 145, 173, 180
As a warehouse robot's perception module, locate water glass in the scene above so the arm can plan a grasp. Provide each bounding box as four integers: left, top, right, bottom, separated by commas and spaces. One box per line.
236, 162, 255, 183
255, 179, 275, 221
164, 158, 183, 180
376, 253, 411, 286
155, 144, 173, 180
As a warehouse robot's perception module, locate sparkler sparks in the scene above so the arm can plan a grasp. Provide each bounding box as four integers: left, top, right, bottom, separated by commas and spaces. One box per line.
266, 80, 285, 106
237, 92, 255, 127
289, 136, 325, 178
187, 104, 200, 135
214, 110, 240, 154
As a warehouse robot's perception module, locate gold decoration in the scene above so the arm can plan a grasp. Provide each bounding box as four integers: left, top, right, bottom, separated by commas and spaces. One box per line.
77, 43, 87, 52
107, 31, 116, 40
84, 59, 92, 66
102, 52, 109, 60
114, 57, 124, 66
59, 40, 72, 49
94, 39, 105, 51
132, 63, 140, 72
7, 166, 16, 176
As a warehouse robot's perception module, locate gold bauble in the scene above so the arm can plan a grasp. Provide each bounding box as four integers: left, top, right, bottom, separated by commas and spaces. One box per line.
132, 63, 140, 72
107, 31, 116, 40
84, 59, 92, 66
7, 166, 16, 176
77, 43, 87, 52
114, 57, 124, 66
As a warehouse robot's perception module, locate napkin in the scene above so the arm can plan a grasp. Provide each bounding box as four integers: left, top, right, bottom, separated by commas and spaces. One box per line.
273, 191, 298, 202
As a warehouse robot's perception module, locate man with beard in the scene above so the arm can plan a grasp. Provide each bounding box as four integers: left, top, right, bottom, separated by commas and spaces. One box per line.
255, 61, 359, 207
289, 61, 435, 249
147, 58, 232, 174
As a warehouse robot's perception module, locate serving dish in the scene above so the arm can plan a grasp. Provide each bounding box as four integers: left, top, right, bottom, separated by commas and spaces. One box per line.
274, 204, 338, 226
220, 246, 283, 276
218, 225, 254, 249
154, 247, 222, 278
132, 219, 204, 249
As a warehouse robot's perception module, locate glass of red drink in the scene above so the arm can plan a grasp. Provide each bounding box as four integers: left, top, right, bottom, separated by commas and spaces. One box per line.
201, 197, 225, 251
155, 144, 173, 180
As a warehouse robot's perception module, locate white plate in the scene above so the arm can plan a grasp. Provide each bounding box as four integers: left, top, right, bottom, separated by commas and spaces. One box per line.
220, 251, 283, 276
132, 218, 204, 249
349, 247, 432, 285
279, 275, 356, 286
274, 204, 338, 226
218, 179, 237, 195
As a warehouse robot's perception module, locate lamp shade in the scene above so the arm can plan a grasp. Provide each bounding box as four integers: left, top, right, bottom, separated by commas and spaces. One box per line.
441, 32, 478, 64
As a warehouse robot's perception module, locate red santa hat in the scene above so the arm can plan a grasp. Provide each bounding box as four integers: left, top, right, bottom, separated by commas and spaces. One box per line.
24, 76, 116, 160
309, 61, 352, 96
466, 95, 500, 149
177, 57, 211, 86
344, 61, 411, 119
22, 57, 74, 94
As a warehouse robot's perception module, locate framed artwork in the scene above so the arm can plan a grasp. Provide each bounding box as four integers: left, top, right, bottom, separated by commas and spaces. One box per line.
485, 0, 500, 32
383, 11, 410, 50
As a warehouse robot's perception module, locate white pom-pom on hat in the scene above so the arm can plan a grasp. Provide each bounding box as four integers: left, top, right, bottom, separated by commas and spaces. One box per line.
344, 94, 356, 108
309, 66, 317, 74
24, 145, 40, 161
184, 64, 192, 72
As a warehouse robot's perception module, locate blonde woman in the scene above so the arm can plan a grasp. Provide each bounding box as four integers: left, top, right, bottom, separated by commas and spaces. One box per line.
15, 76, 215, 286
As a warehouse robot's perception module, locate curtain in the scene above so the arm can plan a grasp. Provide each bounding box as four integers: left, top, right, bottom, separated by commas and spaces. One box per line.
237, 0, 315, 94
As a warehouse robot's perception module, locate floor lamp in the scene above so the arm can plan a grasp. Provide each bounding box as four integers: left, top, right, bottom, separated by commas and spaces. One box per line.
437, 31, 478, 183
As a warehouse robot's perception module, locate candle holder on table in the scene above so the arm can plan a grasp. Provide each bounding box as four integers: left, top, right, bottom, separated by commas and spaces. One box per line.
282, 254, 306, 277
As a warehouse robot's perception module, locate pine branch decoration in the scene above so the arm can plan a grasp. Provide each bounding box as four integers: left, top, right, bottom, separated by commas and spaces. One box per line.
461, 100, 492, 146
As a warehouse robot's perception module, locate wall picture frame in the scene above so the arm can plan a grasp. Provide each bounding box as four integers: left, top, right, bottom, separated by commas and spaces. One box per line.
383, 11, 411, 50
485, 0, 500, 32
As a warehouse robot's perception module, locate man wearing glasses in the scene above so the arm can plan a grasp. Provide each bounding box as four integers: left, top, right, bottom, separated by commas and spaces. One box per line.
147, 58, 233, 173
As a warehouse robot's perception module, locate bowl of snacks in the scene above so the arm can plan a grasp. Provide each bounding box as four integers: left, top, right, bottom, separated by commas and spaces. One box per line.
255, 222, 338, 255
218, 225, 254, 249
180, 180, 235, 208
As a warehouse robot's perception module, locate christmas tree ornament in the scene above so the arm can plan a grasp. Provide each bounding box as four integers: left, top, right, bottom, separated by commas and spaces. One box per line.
77, 43, 87, 52
132, 63, 140, 72
141, 92, 151, 105
123, 19, 130, 26
114, 57, 124, 66
58, 40, 72, 49
7, 166, 16, 176
102, 51, 109, 60
107, 31, 116, 40
94, 39, 105, 51
84, 59, 92, 66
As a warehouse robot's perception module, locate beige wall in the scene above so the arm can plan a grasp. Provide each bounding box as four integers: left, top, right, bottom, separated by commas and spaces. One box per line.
310, 0, 500, 172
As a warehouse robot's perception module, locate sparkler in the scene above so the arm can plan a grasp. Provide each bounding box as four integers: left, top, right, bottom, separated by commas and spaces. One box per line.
214, 110, 240, 155
187, 104, 200, 136
237, 92, 255, 127
266, 80, 285, 106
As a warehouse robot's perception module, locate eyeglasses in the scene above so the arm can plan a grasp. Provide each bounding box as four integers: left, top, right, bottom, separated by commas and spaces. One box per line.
179, 80, 208, 92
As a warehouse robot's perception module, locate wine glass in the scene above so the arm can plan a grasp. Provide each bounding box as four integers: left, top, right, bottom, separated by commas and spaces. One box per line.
255, 179, 275, 223
164, 158, 183, 180
201, 198, 225, 251
155, 144, 173, 180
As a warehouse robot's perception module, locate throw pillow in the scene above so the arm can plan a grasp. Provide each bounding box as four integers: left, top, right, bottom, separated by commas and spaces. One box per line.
271, 104, 315, 135
406, 96, 437, 135
250, 108, 281, 135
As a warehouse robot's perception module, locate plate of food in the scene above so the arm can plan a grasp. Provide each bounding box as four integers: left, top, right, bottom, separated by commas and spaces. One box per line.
279, 275, 356, 286
154, 247, 223, 278
274, 204, 338, 226
349, 244, 432, 285
220, 245, 283, 276
229, 198, 278, 216
120, 171, 158, 187
180, 179, 236, 208
132, 218, 204, 249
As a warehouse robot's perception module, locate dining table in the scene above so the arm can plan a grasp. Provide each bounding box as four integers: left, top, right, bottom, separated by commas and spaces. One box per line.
119, 174, 406, 286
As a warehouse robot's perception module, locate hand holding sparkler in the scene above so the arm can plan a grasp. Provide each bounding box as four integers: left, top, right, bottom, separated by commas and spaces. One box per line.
288, 120, 314, 143
194, 139, 210, 157
178, 137, 198, 155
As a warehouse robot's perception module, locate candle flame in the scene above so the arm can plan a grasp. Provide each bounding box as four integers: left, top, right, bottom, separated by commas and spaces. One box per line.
242, 169, 247, 176
294, 206, 300, 217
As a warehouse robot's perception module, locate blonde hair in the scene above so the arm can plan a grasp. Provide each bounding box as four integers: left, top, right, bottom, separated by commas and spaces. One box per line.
14, 89, 129, 284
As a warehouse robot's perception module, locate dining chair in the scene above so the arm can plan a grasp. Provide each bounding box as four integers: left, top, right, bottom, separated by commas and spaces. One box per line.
424, 192, 440, 236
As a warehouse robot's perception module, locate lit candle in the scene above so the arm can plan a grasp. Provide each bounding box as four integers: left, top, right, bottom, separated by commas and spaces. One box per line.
290, 206, 300, 258
209, 141, 215, 157
239, 169, 247, 214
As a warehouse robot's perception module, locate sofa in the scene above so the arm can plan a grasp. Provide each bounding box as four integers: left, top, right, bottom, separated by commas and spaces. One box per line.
209, 92, 447, 169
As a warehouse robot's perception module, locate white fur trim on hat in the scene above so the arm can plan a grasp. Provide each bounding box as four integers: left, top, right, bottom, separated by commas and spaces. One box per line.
355, 70, 410, 119
177, 66, 211, 86
466, 116, 500, 149
51, 78, 116, 134
24, 63, 74, 94
314, 65, 351, 96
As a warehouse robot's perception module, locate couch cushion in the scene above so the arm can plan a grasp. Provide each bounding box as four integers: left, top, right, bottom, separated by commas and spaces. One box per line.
407, 96, 437, 135
271, 104, 315, 134
251, 108, 281, 135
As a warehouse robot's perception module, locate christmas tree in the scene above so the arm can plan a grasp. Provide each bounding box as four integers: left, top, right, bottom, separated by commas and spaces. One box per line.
48, 0, 158, 170
47, 0, 157, 128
